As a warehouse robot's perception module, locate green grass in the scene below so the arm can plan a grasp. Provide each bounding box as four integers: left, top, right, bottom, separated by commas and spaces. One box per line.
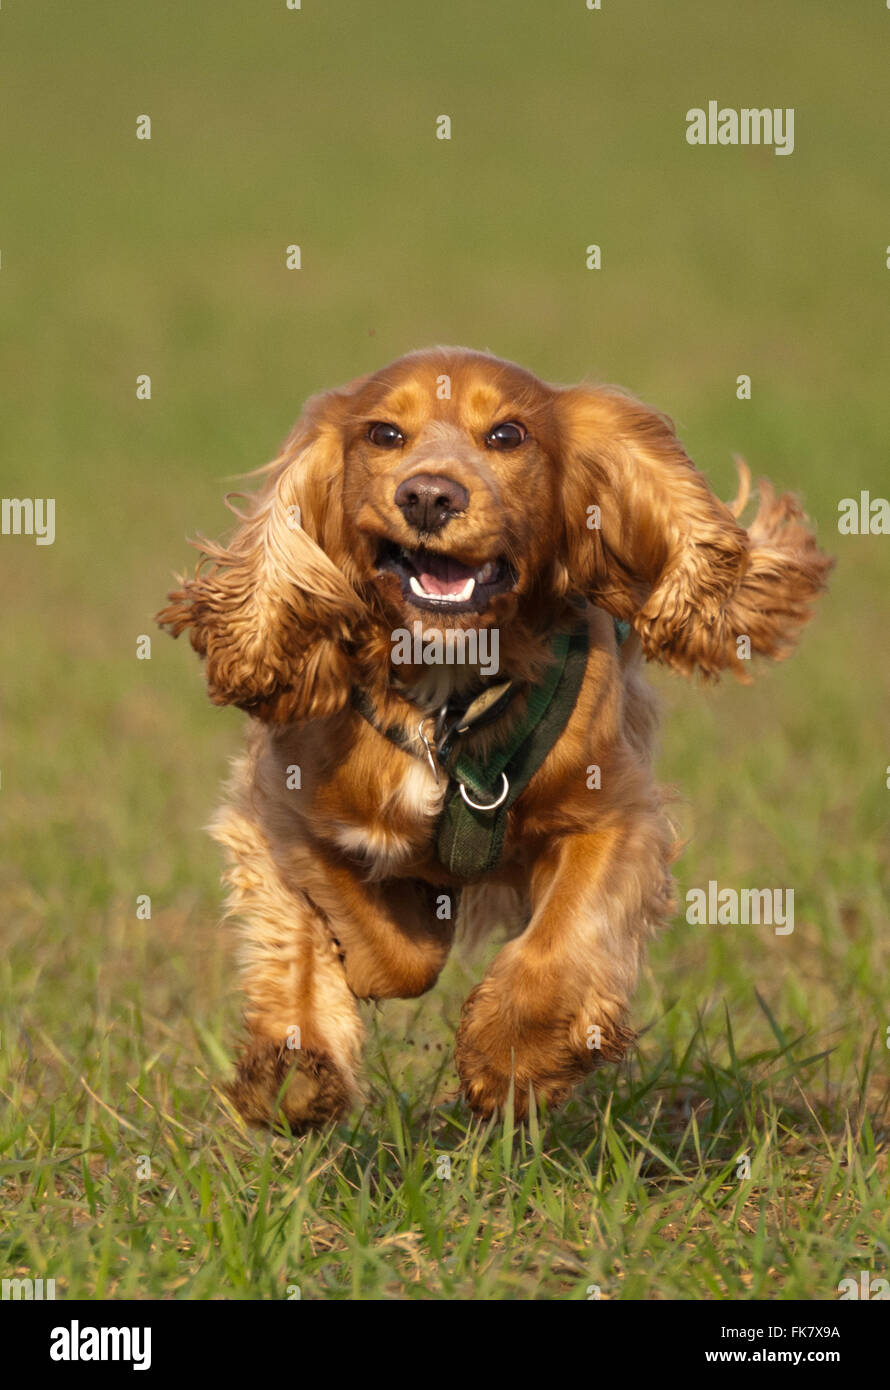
1, 0, 888, 1299
2, 971, 887, 1299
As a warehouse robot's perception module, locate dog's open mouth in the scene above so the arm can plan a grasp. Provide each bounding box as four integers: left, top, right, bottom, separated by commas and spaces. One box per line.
375, 542, 515, 613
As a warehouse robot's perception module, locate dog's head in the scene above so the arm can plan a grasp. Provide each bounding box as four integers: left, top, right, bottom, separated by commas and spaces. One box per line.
160, 347, 828, 720
336, 350, 564, 629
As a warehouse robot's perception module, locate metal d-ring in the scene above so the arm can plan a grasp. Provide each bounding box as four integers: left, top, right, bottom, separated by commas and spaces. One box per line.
459, 773, 509, 812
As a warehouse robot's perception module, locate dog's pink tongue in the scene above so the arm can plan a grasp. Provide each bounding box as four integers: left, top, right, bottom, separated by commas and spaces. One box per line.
416, 552, 474, 596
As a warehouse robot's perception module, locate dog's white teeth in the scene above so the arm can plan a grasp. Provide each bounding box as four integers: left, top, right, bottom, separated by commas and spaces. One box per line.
409, 576, 476, 603
475, 561, 497, 584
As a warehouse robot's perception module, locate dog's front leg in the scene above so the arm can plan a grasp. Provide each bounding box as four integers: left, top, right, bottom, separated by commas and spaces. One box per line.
455, 811, 675, 1120
305, 852, 457, 1002
214, 806, 365, 1133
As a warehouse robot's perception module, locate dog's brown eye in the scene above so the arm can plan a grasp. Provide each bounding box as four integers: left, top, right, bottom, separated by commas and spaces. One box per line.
486, 421, 526, 450
368, 421, 404, 448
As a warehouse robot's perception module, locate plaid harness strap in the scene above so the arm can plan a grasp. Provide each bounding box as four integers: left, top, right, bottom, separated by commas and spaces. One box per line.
352, 614, 629, 881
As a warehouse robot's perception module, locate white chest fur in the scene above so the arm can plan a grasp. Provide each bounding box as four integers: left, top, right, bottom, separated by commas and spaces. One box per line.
332, 755, 446, 877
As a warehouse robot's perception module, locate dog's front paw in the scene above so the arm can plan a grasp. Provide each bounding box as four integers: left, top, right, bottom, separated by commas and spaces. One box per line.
227, 1038, 353, 1134
455, 980, 635, 1121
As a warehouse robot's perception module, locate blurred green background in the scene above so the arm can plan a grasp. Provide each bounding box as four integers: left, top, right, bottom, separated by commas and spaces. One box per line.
1, 0, 888, 1299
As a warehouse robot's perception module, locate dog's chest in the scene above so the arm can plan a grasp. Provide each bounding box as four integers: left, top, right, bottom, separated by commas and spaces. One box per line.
324, 752, 447, 877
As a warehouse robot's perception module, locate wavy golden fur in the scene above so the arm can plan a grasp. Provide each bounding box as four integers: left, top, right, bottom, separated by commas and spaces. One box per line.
159, 347, 832, 1130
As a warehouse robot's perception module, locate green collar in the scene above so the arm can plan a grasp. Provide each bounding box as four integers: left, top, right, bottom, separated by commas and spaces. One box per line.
351, 612, 630, 880
432, 619, 591, 878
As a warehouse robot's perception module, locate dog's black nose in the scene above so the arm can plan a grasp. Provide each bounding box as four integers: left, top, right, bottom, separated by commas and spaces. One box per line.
394, 474, 468, 531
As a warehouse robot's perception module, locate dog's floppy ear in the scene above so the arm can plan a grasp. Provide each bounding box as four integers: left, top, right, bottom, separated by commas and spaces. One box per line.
557, 385, 831, 678
158, 384, 367, 721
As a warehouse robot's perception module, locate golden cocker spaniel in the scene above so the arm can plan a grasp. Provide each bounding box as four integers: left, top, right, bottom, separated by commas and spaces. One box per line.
159, 347, 831, 1131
